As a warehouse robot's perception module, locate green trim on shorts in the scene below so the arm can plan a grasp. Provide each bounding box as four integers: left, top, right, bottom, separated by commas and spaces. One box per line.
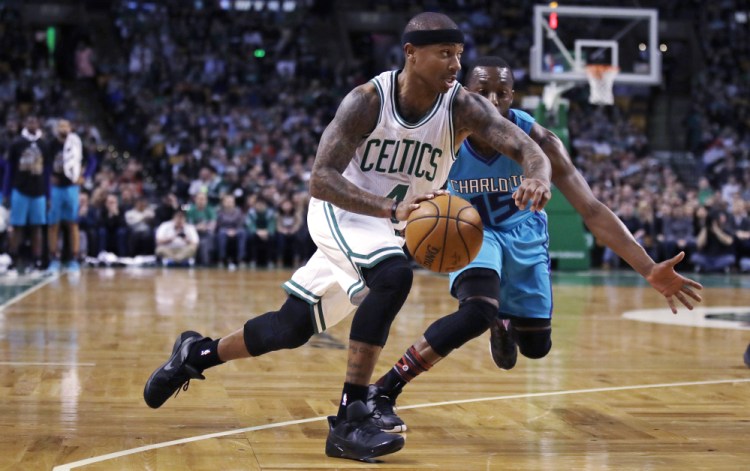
282, 281, 327, 334
322, 203, 406, 300
315, 302, 327, 333
282, 280, 320, 304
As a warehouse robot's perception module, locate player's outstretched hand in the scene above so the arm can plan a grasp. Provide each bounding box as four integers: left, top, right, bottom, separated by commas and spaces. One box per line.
512, 178, 551, 212
393, 189, 449, 221
645, 251, 703, 314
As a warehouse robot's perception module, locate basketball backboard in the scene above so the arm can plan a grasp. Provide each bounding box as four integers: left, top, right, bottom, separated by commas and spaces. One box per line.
530, 4, 661, 85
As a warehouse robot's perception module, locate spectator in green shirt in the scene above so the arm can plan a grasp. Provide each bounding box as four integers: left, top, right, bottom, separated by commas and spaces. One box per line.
186, 192, 217, 266
246, 197, 276, 268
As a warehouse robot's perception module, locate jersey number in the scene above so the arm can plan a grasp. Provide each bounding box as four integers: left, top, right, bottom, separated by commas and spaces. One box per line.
386, 184, 409, 203
470, 193, 519, 226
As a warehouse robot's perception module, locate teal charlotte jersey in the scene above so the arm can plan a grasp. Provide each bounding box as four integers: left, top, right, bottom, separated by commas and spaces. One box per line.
447, 108, 540, 231
447, 108, 552, 319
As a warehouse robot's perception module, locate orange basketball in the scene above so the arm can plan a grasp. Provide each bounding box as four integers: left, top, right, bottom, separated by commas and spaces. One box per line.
405, 194, 484, 273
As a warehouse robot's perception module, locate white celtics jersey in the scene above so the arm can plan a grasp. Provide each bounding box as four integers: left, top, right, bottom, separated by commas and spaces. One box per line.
341, 70, 460, 229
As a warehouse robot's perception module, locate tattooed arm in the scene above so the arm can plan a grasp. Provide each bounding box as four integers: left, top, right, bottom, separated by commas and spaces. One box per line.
452, 88, 552, 211
308, 83, 396, 218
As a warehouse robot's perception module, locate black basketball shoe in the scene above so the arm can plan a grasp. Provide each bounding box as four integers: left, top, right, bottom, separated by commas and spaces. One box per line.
744, 343, 750, 368
144, 331, 207, 408
325, 400, 405, 462
367, 385, 406, 432
489, 318, 518, 370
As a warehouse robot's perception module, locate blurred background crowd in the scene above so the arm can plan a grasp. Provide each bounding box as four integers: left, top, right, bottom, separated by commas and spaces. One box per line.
0, 0, 748, 273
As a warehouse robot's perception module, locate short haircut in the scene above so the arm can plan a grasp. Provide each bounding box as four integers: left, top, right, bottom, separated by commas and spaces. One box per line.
404, 12, 459, 33
467, 56, 514, 81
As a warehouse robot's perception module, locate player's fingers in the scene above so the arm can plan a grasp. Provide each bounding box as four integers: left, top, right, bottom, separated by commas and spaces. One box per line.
411, 193, 436, 204
512, 188, 528, 209
666, 295, 677, 314
682, 278, 703, 290
532, 186, 551, 211
675, 291, 693, 310
668, 251, 685, 266
681, 285, 703, 302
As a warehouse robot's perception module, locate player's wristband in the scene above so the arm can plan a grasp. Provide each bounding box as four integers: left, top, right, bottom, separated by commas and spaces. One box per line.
390, 200, 399, 222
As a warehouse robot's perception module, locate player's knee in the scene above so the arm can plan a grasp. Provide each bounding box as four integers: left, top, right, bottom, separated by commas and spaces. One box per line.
364, 256, 413, 296
517, 331, 552, 359
243, 295, 315, 356
349, 257, 413, 346
424, 299, 497, 357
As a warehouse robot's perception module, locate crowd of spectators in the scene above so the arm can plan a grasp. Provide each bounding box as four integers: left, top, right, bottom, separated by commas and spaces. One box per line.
0, 0, 748, 273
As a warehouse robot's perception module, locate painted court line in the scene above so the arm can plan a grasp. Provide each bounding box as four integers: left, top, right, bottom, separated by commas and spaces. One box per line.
52, 377, 750, 470
0, 273, 59, 310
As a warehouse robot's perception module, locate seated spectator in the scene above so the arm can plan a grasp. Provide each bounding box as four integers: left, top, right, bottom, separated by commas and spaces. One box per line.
155, 210, 199, 267
728, 199, 750, 271
275, 198, 303, 268
77, 191, 99, 258
189, 166, 221, 206
636, 201, 659, 260
246, 197, 277, 268
602, 202, 643, 269
125, 196, 155, 256
691, 208, 735, 273
98, 194, 128, 256
216, 194, 246, 270
154, 192, 180, 226
660, 205, 696, 263
186, 192, 217, 266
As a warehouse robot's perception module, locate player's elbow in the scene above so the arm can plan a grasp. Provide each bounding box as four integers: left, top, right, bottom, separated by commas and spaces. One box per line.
308, 172, 327, 200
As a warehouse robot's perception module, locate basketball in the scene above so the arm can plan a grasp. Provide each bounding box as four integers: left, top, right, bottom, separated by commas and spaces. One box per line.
405, 194, 484, 273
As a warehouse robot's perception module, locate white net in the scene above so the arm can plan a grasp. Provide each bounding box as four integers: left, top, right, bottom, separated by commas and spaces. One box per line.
585, 65, 619, 105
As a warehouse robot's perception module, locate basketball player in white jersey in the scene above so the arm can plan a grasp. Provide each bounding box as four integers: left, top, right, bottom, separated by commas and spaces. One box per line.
144, 12, 552, 461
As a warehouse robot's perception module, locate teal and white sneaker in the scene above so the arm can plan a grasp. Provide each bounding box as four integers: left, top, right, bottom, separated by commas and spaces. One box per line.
66, 260, 81, 273
46, 259, 62, 274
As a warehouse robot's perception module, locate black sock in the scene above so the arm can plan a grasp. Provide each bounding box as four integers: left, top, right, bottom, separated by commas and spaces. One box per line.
186, 338, 224, 371
375, 345, 432, 399
375, 369, 407, 399
336, 382, 369, 421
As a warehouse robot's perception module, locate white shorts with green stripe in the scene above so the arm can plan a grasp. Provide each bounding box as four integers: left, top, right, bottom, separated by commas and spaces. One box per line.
282, 197, 407, 334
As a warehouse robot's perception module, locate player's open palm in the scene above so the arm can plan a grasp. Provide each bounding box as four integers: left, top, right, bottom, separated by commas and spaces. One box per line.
512, 178, 551, 212
645, 251, 703, 314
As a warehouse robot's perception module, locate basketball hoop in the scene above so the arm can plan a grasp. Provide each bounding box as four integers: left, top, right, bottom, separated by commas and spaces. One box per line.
585, 64, 619, 105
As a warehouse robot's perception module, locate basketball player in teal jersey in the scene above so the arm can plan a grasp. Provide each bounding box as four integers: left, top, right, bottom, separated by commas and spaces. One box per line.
367, 56, 704, 433
144, 17, 554, 462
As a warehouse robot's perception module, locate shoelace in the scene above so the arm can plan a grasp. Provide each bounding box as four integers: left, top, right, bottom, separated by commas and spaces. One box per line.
173, 379, 191, 399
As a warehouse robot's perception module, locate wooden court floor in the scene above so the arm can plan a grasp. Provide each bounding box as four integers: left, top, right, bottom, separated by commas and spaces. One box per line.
1, 268, 749, 470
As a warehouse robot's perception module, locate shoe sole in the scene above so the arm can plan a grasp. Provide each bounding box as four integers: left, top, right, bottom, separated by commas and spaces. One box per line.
381, 424, 407, 433
488, 340, 517, 370
143, 332, 202, 409
325, 435, 405, 462
488, 333, 517, 371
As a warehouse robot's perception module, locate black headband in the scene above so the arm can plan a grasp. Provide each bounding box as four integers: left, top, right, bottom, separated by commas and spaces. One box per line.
402, 28, 464, 46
